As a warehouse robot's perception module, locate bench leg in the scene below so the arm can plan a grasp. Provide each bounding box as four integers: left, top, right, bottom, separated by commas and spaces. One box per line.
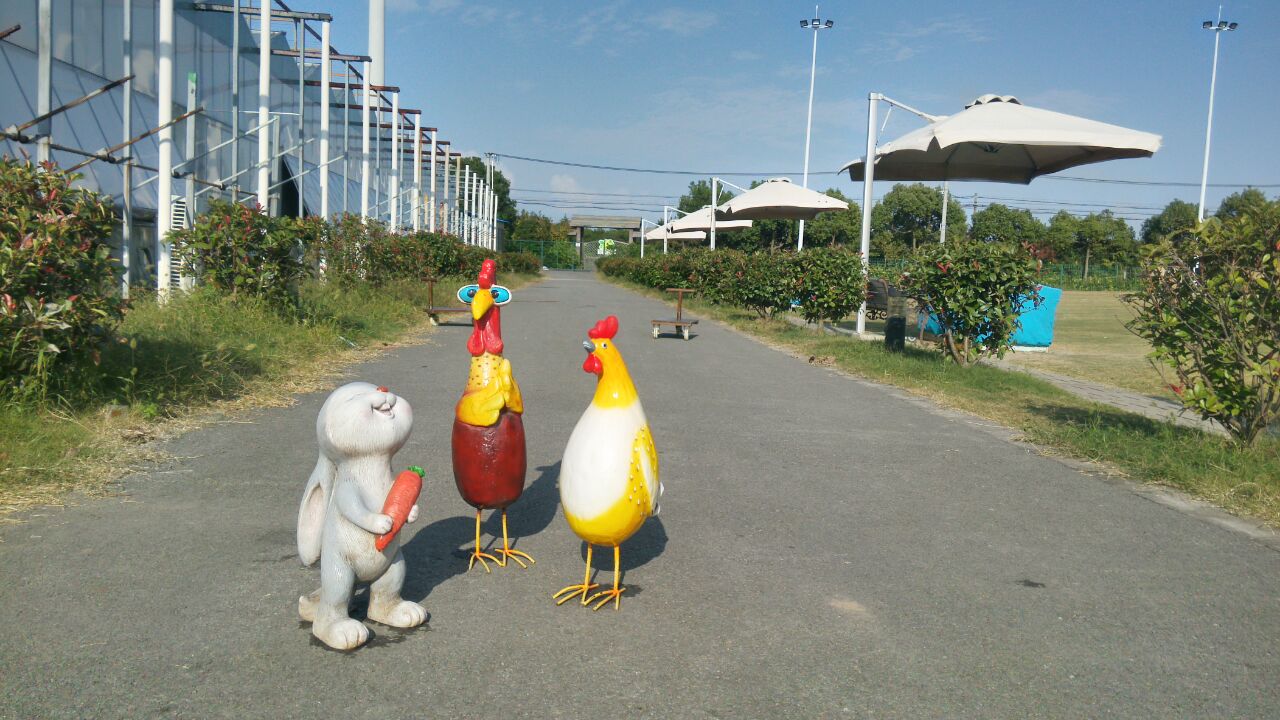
428, 314, 439, 326
682, 326, 690, 341
652, 326, 660, 339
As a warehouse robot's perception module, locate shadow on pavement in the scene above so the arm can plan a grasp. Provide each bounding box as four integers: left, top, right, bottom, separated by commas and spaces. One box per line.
400, 515, 474, 603
484, 461, 561, 541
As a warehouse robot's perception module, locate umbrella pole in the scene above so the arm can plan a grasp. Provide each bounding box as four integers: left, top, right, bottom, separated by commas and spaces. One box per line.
856, 93, 879, 336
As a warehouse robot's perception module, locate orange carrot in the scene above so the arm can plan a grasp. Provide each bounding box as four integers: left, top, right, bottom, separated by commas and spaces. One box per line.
375, 466, 424, 551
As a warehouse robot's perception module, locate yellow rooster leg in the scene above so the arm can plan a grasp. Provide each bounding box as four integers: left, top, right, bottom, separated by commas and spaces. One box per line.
495, 510, 534, 569
554, 544, 599, 605
467, 509, 499, 573
587, 546, 625, 611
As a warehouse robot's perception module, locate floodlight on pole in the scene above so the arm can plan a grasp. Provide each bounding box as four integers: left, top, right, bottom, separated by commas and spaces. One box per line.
797, 5, 834, 251
1197, 6, 1238, 222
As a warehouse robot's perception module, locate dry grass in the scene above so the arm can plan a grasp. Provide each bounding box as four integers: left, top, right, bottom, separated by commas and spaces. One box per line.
1001, 291, 1173, 399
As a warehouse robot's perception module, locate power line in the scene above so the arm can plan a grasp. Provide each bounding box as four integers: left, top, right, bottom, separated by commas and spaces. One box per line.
511, 187, 678, 199
495, 151, 1280, 188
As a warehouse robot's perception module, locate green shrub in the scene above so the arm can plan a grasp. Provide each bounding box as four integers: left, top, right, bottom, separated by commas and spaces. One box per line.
900, 241, 1041, 366
790, 246, 867, 326
171, 199, 308, 311
1126, 198, 1280, 445
309, 213, 372, 286
499, 251, 541, 275
0, 158, 124, 401
727, 251, 794, 319
544, 240, 580, 269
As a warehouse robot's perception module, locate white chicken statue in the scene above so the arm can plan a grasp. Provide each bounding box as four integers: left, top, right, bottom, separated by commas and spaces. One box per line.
554, 315, 662, 610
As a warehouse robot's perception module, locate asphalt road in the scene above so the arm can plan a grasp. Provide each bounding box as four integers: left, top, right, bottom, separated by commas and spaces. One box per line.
3, 271, 1278, 719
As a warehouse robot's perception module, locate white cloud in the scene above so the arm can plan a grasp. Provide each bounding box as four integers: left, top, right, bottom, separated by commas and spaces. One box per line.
550, 174, 584, 193
860, 17, 989, 64
426, 0, 461, 12
649, 8, 716, 36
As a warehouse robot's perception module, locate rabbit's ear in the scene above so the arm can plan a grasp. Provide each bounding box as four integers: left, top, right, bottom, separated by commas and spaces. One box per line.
297, 453, 335, 566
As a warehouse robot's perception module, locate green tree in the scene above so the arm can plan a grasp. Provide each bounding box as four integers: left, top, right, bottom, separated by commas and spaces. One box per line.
802, 189, 863, 248
677, 179, 734, 214
1044, 210, 1080, 261
1141, 199, 1198, 244
1215, 187, 1270, 220
459, 156, 515, 225
1074, 211, 1138, 276
969, 203, 1046, 246
870, 183, 967, 258
511, 210, 564, 241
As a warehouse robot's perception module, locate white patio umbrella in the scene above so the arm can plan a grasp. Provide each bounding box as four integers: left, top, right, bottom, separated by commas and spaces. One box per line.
840, 92, 1162, 335
839, 95, 1162, 183
667, 206, 753, 233
644, 223, 705, 242
717, 177, 849, 220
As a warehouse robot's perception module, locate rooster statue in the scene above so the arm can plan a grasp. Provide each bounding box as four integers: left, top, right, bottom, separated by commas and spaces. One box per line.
555, 315, 662, 610
452, 259, 533, 572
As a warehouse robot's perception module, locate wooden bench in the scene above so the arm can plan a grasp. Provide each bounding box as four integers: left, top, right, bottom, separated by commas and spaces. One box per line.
651, 288, 698, 340
425, 276, 471, 326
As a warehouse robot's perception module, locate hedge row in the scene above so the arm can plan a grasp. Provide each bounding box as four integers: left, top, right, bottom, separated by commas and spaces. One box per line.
174, 200, 535, 303
597, 247, 867, 325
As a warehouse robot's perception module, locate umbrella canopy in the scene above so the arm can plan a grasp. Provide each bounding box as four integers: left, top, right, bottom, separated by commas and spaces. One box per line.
840, 95, 1162, 184
644, 223, 705, 241
716, 178, 849, 220
667, 206, 753, 233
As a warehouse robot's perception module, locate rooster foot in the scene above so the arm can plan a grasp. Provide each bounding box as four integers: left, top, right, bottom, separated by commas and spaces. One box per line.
587, 586, 625, 611
496, 547, 535, 569
553, 582, 600, 605
468, 547, 501, 573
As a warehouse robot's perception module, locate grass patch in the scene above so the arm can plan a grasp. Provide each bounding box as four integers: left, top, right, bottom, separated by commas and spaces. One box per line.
0, 274, 537, 512
607, 276, 1280, 526
1001, 291, 1171, 399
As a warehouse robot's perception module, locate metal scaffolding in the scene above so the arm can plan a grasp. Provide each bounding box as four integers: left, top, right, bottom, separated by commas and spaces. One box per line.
0, 0, 491, 296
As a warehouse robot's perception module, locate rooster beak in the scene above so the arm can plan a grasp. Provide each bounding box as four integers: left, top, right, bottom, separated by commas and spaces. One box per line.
471, 288, 494, 321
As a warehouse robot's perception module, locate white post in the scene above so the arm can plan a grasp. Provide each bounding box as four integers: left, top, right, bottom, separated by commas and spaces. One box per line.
120, 0, 133, 297
412, 117, 422, 231
856, 92, 878, 336
428, 130, 437, 232
663, 206, 670, 254
1198, 10, 1225, 222
798, 6, 821, 252
939, 181, 949, 244
441, 147, 451, 233
36, 0, 51, 164
709, 177, 717, 250
360, 63, 370, 220
319, 21, 331, 219
256, 0, 271, 210
454, 155, 463, 236
464, 165, 472, 244
156, 0, 175, 296
368, 0, 385, 86
389, 92, 400, 228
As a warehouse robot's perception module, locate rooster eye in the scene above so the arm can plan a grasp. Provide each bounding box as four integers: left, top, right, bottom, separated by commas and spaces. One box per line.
457, 284, 479, 304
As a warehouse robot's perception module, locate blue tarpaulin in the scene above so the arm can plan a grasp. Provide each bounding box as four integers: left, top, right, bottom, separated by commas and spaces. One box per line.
920, 286, 1063, 348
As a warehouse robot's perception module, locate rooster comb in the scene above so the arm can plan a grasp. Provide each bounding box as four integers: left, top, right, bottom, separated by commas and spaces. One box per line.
587, 315, 619, 340
477, 258, 497, 289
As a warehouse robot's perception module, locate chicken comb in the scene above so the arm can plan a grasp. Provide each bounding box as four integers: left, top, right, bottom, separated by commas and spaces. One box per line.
477, 258, 497, 289
587, 315, 619, 340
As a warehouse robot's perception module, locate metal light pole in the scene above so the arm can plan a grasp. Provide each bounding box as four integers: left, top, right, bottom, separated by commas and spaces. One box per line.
1197, 10, 1238, 222
797, 9, 833, 251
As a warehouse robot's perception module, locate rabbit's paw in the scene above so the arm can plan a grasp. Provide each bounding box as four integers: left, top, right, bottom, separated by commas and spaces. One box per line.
298, 590, 320, 622
314, 618, 370, 651
369, 599, 427, 628
370, 514, 394, 535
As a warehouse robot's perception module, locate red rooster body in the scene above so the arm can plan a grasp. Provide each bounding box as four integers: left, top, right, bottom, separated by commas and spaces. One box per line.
451, 259, 532, 571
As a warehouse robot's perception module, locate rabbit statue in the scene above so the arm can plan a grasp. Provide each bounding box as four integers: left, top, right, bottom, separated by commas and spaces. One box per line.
296, 381, 428, 650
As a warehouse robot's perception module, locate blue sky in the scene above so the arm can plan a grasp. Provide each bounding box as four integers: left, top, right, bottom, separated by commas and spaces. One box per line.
326, 1, 1279, 228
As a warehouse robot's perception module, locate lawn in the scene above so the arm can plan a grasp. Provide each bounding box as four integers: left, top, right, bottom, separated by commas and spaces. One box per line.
1002, 291, 1172, 399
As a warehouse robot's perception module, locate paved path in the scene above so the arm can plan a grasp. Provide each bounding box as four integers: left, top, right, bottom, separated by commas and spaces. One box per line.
3, 271, 1278, 719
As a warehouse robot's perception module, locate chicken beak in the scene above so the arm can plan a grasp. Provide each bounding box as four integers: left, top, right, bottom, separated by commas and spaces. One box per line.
471, 288, 494, 321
